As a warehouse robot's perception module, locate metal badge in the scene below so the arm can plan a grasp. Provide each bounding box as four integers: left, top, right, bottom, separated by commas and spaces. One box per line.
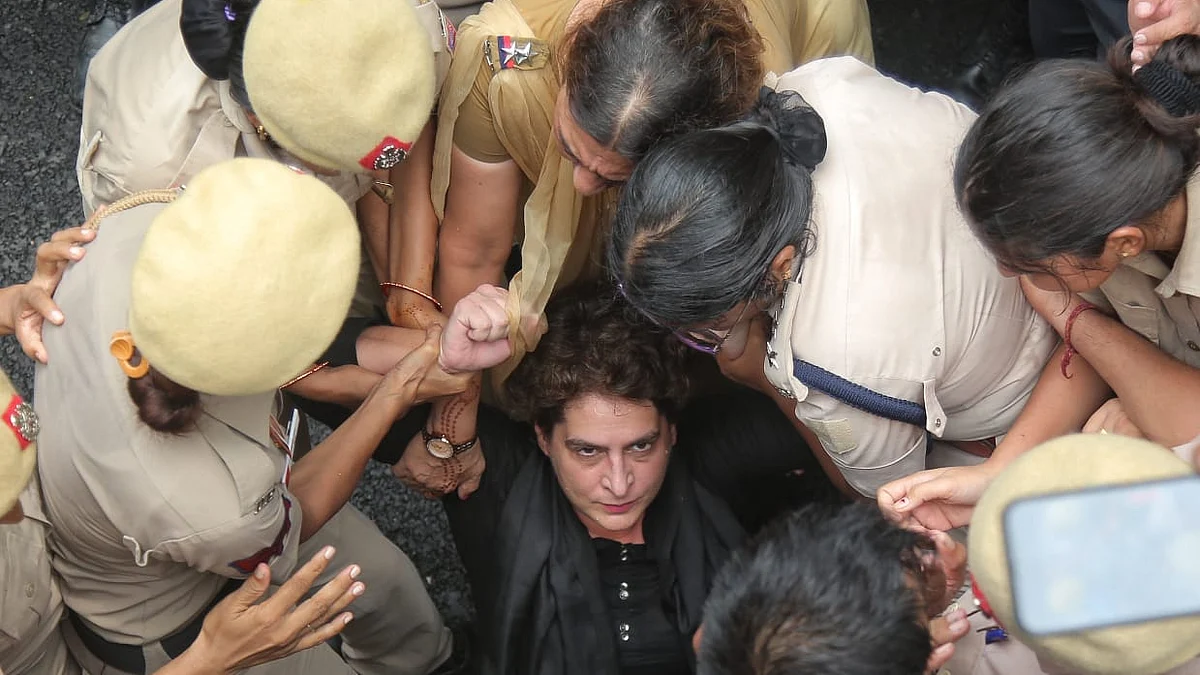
3, 396, 37, 449
484, 36, 549, 73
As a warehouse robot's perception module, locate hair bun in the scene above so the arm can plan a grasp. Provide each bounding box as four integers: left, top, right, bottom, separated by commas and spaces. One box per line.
181, 0, 246, 80
748, 87, 828, 172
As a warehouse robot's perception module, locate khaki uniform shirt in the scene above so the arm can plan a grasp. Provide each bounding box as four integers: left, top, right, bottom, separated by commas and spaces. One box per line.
35, 203, 302, 645
76, 0, 452, 211
0, 485, 78, 675
1083, 174, 1200, 370
762, 58, 1058, 497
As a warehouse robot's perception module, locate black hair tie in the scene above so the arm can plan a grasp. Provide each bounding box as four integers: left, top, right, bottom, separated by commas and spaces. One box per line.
1134, 60, 1200, 117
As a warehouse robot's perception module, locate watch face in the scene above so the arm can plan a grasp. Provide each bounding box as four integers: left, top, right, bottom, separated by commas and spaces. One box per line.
426, 437, 455, 459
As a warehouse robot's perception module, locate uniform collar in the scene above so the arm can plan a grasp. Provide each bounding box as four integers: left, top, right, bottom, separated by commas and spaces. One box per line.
200, 390, 275, 450
1156, 174, 1200, 298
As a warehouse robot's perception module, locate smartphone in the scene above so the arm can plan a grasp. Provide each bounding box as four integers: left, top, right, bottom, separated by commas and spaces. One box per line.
1003, 475, 1200, 636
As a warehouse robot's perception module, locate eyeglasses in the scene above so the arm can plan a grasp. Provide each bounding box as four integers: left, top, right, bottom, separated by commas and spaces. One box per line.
615, 281, 753, 356
671, 300, 753, 355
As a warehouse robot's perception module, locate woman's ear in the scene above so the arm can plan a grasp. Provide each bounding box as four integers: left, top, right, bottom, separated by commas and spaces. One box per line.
1105, 225, 1147, 260
769, 245, 798, 288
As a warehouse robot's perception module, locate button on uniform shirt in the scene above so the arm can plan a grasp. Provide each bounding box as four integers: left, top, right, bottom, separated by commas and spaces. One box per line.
0, 484, 79, 675
1084, 173, 1200, 371
34, 203, 301, 645
761, 58, 1058, 497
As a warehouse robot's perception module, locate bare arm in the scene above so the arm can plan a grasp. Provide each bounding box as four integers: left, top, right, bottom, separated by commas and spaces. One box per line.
386, 122, 443, 328
289, 331, 444, 540
990, 341, 1113, 464
434, 146, 523, 311
1066, 309, 1200, 446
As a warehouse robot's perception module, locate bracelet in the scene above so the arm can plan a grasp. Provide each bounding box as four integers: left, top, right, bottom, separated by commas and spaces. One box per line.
379, 282, 443, 313
280, 361, 331, 389
1060, 301, 1099, 379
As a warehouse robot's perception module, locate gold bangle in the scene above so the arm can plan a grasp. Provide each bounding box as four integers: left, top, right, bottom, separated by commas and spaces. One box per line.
281, 361, 331, 389
379, 282, 443, 313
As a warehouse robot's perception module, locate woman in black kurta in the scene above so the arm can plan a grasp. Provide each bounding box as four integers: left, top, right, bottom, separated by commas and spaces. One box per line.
440, 284, 839, 675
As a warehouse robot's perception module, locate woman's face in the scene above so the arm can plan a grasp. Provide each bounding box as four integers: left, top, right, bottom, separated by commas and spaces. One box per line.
553, 93, 634, 196
675, 301, 766, 360
537, 392, 675, 541
1001, 253, 1120, 294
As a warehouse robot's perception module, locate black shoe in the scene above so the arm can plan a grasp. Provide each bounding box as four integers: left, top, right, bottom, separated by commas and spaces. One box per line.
75, 1, 129, 105
430, 625, 475, 675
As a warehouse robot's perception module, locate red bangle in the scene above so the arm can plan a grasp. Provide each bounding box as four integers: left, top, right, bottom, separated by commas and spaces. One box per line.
380, 282, 443, 313
1060, 301, 1099, 379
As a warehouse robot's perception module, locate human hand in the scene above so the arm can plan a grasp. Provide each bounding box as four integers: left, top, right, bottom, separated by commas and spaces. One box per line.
877, 462, 1002, 533
1082, 397, 1146, 437
391, 431, 486, 500
1019, 276, 1086, 337
715, 313, 771, 391
179, 546, 362, 674
1130, 0, 1200, 64
439, 284, 514, 374
5, 226, 96, 363
379, 325, 469, 404
925, 606, 970, 675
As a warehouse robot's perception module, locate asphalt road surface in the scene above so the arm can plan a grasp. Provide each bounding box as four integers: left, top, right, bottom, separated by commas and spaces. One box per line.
0, 0, 1000, 631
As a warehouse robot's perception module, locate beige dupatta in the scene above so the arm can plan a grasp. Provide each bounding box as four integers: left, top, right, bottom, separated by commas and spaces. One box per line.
432, 0, 614, 382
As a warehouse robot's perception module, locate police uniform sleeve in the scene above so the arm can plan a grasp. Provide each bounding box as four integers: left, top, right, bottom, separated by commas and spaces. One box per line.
450, 56, 512, 163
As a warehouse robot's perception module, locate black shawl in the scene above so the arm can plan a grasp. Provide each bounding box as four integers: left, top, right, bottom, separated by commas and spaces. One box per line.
481, 451, 745, 675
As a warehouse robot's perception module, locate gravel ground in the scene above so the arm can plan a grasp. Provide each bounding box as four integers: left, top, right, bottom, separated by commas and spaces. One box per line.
0, 0, 999, 633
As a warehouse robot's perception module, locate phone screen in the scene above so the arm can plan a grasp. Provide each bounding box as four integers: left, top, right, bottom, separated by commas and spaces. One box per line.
1003, 475, 1200, 636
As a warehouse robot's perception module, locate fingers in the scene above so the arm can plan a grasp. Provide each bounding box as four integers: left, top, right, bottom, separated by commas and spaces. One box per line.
457, 466, 483, 500
15, 315, 48, 364
229, 563, 273, 612
392, 325, 443, 379
293, 612, 354, 652
1134, 11, 1197, 61
285, 563, 363, 634
931, 530, 968, 589
262, 546, 336, 612
925, 609, 968, 674
35, 229, 94, 281
878, 471, 941, 516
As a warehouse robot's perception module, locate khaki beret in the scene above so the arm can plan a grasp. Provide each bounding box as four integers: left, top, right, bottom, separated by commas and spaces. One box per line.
129, 158, 359, 396
0, 369, 37, 516
243, 0, 437, 174
969, 434, 1200, 675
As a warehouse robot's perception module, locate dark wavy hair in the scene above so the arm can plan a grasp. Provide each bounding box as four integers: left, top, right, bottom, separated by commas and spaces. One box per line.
698, 504, 935, 675
955, 36, 1200, 276
503, 281, 690, 431
180, 0, 259, 109
608, 89, 826, 326
559, 0, 764, 163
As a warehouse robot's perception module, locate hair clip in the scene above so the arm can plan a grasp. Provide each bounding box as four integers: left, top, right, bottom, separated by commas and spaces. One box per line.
224, 3, 237, 21
110, 330, 150, 379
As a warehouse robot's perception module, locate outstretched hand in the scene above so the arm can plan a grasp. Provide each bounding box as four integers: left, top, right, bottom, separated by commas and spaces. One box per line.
4, 226, 96, 363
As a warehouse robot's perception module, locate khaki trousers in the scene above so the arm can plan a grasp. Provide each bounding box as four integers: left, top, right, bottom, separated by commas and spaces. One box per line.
63, 505, 450, 675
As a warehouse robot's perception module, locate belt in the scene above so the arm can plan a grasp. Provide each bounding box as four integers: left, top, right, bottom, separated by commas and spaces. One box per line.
68, 579, 240, 675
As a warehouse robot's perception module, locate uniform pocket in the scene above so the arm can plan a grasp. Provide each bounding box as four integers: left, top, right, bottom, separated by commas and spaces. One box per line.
77, 130, 130, 216
1109, 298, 1160, 345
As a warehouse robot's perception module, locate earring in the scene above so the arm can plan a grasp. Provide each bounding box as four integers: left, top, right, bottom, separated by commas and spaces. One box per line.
255, 125, 271, 143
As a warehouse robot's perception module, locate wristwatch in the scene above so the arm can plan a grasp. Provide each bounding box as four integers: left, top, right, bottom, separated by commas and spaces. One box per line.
422, 429, 478, 459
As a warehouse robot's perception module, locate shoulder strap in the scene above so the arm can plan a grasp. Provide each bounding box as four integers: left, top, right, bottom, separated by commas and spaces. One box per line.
792, 359, 926, 428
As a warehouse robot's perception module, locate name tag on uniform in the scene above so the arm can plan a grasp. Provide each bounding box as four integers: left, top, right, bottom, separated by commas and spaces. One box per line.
268, 408, 300, 486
